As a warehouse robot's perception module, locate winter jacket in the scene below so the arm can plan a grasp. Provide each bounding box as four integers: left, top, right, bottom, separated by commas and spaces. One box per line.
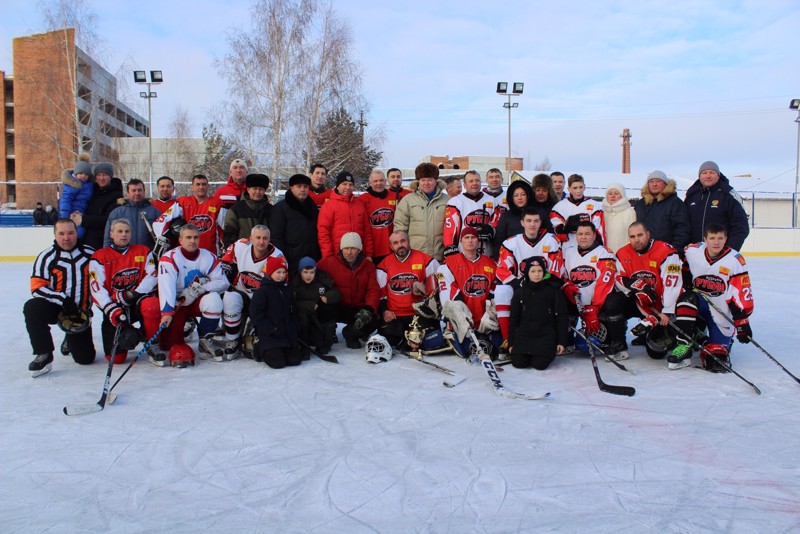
508, 274, 569, 355
103, 199, 161, 249
45, 206, 58, 225
317, 252, 381, 312
222, 192, 272, 248
602, 197, 636, 253
493, 180, 534, 256
290, 270, 341, 314
392, 179, 449, 261
270, 191, 321, 274
59, 169, 94, 239
81, 178, 124, 250
250, 278, 299, 350
32, 207, 48, 225
212, 177, 246, 208
634, 179, 690, 252
317, 189, 373, 258
684, 174, 749, 250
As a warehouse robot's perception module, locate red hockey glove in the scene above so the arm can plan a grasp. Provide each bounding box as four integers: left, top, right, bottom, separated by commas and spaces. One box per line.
562, 282, 581, 305
108, 305, 127, 327
582, 305, 601, 335
733, 317, 752, 344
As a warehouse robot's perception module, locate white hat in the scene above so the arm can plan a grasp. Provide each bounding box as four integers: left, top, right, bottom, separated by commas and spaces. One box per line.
340, 232, 363, 250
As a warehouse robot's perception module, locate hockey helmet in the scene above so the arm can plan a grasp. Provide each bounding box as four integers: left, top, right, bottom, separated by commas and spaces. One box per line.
365, 334, 393, 364
118, 324, 143, 351
645, 326, 676, 358
57, 309, 91, 334
169, 343, 195, 368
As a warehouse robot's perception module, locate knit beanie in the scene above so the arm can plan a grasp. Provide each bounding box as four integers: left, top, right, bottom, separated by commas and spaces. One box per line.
605, 182, 627, 199
699, 161, 720, 175
340, 232, 363, 250
297, 256, 317, 273
521, 255, 549, 277
230, 158, 249, 173
74, 152, 92, 177
94, 162, 114, 177
460, 227, 479, 240
264, 255, 288, 277
646, 170, 668, 184
336, 171, 355, 187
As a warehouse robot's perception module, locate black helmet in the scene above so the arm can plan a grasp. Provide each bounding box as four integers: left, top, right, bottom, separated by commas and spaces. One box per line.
57, 309, 91, 334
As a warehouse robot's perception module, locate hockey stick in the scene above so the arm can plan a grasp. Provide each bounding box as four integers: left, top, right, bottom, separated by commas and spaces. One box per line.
299, 339, 339, 364
103, 322, 168, 406
393, 348, 456, 376
569, 325, 631, 373
574, 295, 635, 396
655, 306, 760, 395
140, 212, 168, 258
63, 323, 124, 416
694, 291, 799, 385
467, 330, 551, 400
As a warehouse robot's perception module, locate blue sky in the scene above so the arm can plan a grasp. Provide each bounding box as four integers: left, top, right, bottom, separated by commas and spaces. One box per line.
1, 0, 799, 190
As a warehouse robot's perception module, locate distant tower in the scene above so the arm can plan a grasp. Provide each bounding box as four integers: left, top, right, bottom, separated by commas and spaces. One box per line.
620, 129, 632, 174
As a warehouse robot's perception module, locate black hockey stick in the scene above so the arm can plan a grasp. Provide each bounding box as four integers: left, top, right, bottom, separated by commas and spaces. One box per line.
574, 295, 635, 396
695, 291, 800, 385
569, 325, 631, 373
63, 323, 124, 416
299, 339, 339, 364
103, 322, 168, 405
467, 330, 551, 400
393, 348, 456, 376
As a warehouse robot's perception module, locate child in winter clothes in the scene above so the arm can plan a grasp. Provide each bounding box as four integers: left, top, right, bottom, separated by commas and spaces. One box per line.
250, 255, 304, 368
290, 256, 341, 355
59, 152, 94, 240
508, 256, 569, 370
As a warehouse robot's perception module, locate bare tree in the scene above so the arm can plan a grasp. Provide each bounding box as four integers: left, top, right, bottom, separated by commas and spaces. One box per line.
162, 105, 197, 180
533, 156, 552, 172
38, 0, 105, 58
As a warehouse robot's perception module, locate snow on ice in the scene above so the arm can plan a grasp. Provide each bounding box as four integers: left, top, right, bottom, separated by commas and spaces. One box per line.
1, 258, 799, 533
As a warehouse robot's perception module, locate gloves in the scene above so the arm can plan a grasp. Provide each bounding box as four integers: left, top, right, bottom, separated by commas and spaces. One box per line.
153, 235, 170, 257
412, 281, 427, 296
477, 301, 499, 334
582, 305, 601, 335
442, 300, 473, 343
734, 317, 752, 343
179, 281, 206, 306
562, 282, 581, 305
477, 224, 495, 241
62, 298, 80, 318
413, 293, 440, 319
630, 279, 658, 310
108, 305, 127, 327
122, 290, 143, 306
565, 215, 582, 233
443, 244, 459, 258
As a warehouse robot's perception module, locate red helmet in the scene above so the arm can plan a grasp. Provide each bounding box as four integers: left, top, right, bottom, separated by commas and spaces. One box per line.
169, 343, 195, 368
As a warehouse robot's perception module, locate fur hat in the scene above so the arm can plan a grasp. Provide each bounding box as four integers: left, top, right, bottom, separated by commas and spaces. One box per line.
340, 232, 362, 250
531, 173, 553, 191
289, 173, 311, 187
245, 173, 270, 189
94, 162, 114, 177
74, 152, 92, 177
460, 227, 479, 240
264, 255, 288, 277
647, 170, 668, 184
336, 171, 355, 187
699, 161, 720, 175
297, 256, 317, 273
230, 158, 249, 173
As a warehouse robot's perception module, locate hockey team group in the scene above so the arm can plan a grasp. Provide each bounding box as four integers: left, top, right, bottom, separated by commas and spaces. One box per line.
23, 157, 756, 395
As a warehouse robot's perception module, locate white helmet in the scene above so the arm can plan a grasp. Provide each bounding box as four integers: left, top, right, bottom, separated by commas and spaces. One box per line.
365, 334, 393, 364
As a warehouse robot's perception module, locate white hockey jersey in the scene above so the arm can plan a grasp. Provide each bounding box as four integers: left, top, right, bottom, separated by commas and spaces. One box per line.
443, 192, 496, 258
550, 196, 605, 250
220, 239, 284, 297
562, 242, 617, 308
157, 248, 229, 314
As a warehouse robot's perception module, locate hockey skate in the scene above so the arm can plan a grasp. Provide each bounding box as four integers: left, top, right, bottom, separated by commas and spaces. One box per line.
60, 337, 70, 356
147, 344, 168, 367
667, 343, 693, 370
198, 334, 221, 361
630, 315, 657, 338
604, 340, 630, 362
29, 352, 54, 378
213, 336, 240, 361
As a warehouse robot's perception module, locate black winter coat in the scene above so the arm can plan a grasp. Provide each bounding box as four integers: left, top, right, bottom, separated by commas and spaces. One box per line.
32, 207, 48, 225
684, 174, 749, 250
269, 191, 321, 274
633, 179, 690, 252
290, 270, 341, 314
222, 193, 272, 248
250, 278, 299, 350
508, 276, 569, 355
82, 178, 124, 250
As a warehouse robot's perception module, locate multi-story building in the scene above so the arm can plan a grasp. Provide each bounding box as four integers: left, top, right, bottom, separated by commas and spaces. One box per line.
1, 28, 148, 209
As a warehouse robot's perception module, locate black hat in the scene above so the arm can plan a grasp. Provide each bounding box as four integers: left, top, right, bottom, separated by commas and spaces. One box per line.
245, 173, 269, 189
93, 162, 114, 177
289, 173, 311, 186
520, 255, 548, 279
336, 171, 354, 186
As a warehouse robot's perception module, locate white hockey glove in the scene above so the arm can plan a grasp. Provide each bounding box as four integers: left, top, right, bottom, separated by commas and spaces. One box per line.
153, 235, 170, 258
179, 281, 206, 306
442, 299, 473, 343
477, 300, 499, 334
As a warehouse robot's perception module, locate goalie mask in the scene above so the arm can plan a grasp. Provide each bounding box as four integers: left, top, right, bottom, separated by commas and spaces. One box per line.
57, 309, 91, 334
365, 334, 393, 364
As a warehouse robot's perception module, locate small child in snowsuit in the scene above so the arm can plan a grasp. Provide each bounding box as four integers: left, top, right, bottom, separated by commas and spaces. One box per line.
290, 256, 341, 355
59, 152, 94, 240
508, 256, 569, 370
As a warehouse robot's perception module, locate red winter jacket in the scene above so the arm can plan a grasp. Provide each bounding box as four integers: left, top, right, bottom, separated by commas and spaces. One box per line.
317, 253, 381, 312
317, 189, 374, 258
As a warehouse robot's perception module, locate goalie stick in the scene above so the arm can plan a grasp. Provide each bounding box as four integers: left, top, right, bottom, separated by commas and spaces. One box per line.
694, 291, 799, 385
63, 323, 166, 415
467, 331, 551, 400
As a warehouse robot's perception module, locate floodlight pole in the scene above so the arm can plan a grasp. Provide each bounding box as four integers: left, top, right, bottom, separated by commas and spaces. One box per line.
134, 70, 162, 197
497, 82, 522, 174
794, 110, 800, 227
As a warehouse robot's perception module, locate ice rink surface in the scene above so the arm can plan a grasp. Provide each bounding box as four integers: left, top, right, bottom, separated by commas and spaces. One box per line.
2, 258, 799, 533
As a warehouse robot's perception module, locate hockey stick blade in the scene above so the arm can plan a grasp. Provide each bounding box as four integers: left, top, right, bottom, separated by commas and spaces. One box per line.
299, 340, 339, 363
468, 331, 550, 400
394, 349, 456, 376
443, 376, 467, 388
569, 326, 630, 373
63, 402, 104, 416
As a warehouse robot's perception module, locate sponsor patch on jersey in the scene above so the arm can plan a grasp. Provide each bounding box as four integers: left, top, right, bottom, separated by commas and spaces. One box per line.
190, 214, 213, 233
412, 263, 422, 270
209, 206, 217, 213
719, 266, 730, 275
694, 274, 726, 297
666, 264, 681, 273
389, 200, 396, 206
649, 260, 657, 268
238, 271, 263, 291
631, 271, 657, 287
370, 207, 394, 228
464, 210, 490, 227
135, 256, 145, 262
736, 254, 746, 266
570, 265, 597, 288
89, 271, 97, 280
111, 267, 140, 291
389, 273, 417, 295
483, 265, 494, 274
542, 246, 549, 252
464, 274, 490, 297
587, 204, 595, 210
590, 255, 598, 263
485, 202, 494, 208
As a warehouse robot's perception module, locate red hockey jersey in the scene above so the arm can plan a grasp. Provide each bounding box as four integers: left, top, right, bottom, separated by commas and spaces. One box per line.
376, 250, 438, 317
615, 239, 683, 314
437, 252, 496, 325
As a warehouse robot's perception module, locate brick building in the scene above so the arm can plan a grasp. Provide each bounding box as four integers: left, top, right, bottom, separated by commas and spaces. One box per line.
1, 29, 148, 209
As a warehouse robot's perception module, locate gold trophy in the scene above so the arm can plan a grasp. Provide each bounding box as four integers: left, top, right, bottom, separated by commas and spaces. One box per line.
403, 316, 424, 358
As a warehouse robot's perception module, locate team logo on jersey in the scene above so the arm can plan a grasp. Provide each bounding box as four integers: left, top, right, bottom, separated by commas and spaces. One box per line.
694, 274, 726, 297
464, 209, 490, 227
389, 273, 417, 294
631, 271, 657, 287
237, 271, 263, 291
570, 266, 597, 288
370, 207, 394, 228
719, 266, 730, 275
189, 214, 213, 233
111, 267, 140, 290
135, 256, 145, 263
464, 274, 490, 297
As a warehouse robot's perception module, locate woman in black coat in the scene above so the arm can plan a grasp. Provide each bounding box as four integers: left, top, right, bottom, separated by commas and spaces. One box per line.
508, 256, 569, 370
492, 180, 533, 258
250, 256, 304, 369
